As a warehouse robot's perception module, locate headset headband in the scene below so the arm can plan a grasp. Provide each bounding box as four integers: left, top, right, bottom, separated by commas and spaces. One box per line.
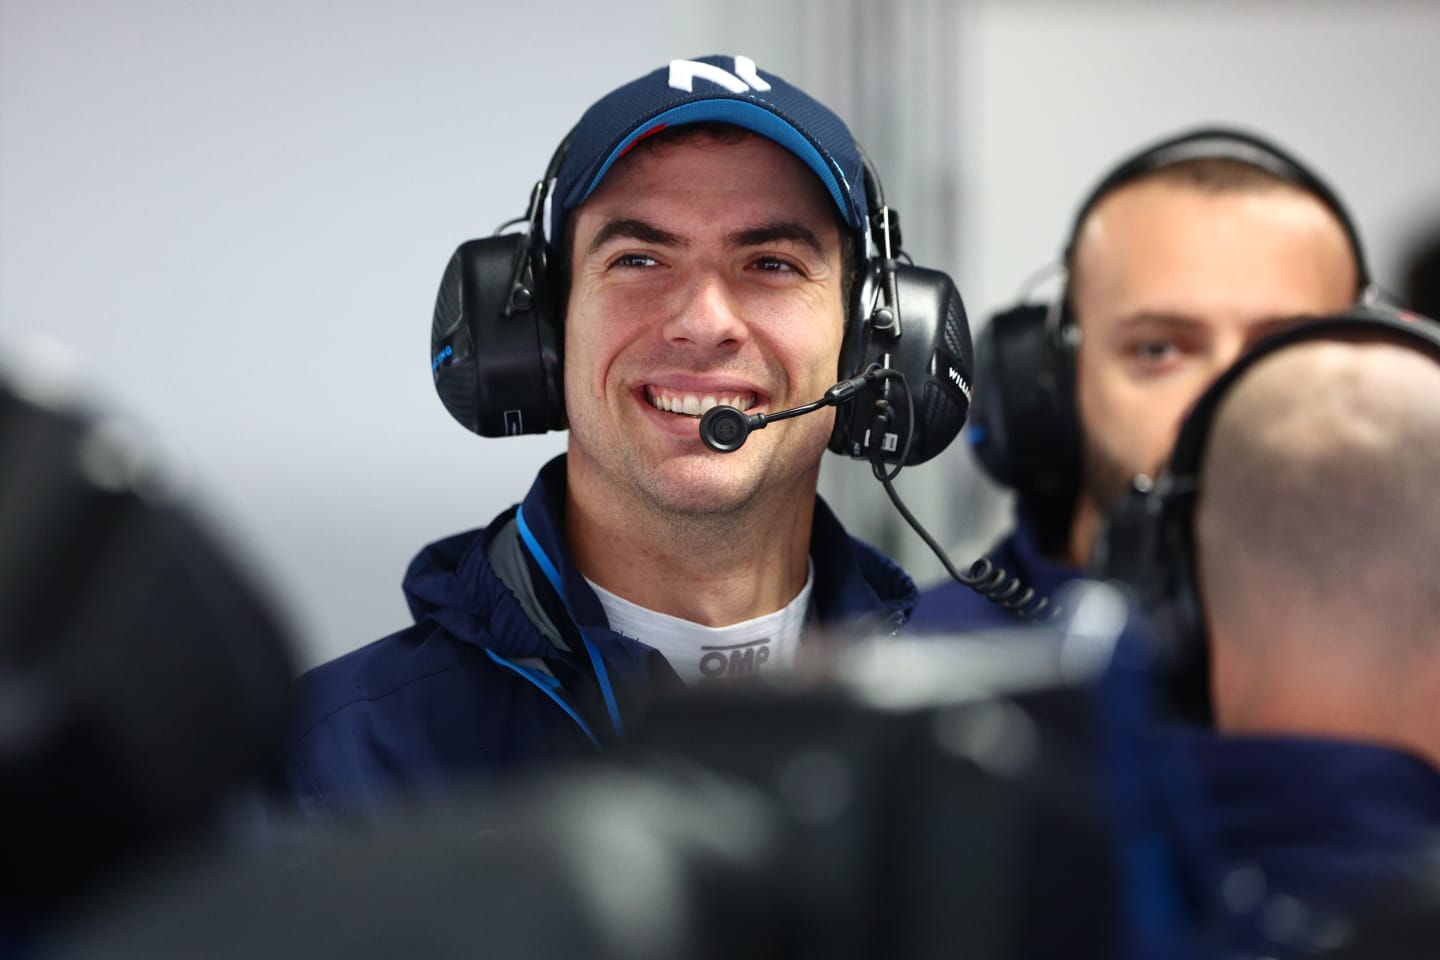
1062, 127, 1373, 296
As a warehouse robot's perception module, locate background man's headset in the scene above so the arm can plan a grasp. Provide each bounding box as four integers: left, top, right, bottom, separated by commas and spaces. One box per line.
428, 122, 1056, 617
1090, 307, 1440, 724
965, 127, 1378, 553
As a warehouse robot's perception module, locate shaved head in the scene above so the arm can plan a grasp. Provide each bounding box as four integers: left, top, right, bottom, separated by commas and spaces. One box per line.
1196, 334, 1440, 748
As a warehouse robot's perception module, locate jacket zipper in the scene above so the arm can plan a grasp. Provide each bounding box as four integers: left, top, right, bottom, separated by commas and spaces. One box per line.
483, 649, 603, 752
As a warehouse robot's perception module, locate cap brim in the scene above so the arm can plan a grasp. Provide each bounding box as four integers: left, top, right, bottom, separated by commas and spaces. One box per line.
576, 99, 861, 231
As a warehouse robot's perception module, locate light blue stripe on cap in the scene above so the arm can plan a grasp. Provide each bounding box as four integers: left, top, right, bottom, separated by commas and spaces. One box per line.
581, 100, 857, 229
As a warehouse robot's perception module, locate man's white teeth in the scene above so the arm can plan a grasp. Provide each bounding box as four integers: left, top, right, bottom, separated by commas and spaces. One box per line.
648, 391, 755, 416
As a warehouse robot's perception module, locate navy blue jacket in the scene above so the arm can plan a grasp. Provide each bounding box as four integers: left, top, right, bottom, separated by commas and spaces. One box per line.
1170, 729, 1440, 905
1159, 728, 1440, 955
907, 508, 1080, 634
284, 456, 918, 817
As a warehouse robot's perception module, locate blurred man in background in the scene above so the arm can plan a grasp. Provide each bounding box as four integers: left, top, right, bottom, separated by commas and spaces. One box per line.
912, 128, 1366, 631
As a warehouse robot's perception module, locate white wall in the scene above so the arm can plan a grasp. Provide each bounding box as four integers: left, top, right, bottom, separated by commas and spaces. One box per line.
0, 1, 684, 666
4, 1, 1438, 667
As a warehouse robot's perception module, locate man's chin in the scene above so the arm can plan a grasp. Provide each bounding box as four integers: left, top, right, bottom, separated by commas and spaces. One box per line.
639, 456, 762, 518
570, 423, 825, 521
1080, 447, 1160, 519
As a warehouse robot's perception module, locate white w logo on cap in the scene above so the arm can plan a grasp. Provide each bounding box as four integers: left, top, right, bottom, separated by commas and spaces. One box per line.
668, 56, 772, 94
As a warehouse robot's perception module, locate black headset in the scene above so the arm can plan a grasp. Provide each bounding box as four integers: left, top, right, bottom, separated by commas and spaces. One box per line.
1090, 307, 1440, 723
967, 127, 1376, 544
429, 131, 973, 467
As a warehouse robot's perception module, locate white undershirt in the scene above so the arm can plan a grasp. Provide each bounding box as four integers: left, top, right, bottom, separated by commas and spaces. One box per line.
586, 561, 814, 686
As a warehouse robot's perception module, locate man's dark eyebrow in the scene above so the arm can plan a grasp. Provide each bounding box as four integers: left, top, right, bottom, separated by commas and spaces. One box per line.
1113, 312, 1206, 331
727, 221, 827, 257
585, 218, 687, 255
1115, 313, 1312, 339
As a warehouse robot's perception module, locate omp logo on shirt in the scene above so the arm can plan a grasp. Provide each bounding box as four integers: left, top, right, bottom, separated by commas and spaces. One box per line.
698, 637, 772, 681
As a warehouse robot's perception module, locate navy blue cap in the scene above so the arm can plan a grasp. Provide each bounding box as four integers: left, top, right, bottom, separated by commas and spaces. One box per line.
548, 54, 868, 249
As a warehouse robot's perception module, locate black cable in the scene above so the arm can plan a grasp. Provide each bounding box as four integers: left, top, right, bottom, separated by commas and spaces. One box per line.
867, 369, 911, 483
865, 374, 1060, 622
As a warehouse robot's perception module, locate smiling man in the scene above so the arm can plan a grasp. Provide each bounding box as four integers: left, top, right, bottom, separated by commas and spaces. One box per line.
564, 130, 847, 625
283, 57, 919, 817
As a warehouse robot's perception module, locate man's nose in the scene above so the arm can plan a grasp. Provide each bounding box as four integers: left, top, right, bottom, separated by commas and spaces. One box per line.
1211, 328, 1263, 382
1212, 341, 1246, 381
662, 273, 747, 350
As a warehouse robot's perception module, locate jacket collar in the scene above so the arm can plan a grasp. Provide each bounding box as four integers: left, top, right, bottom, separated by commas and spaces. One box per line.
407, 454, 916, 745
808, 494, 917, 636
515, 454, 917, 648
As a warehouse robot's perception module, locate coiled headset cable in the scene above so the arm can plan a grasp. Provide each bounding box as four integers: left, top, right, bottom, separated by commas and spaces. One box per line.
865, 368, 1061, 621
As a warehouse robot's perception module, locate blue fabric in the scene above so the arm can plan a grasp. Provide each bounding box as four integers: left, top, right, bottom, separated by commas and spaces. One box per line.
579, 99, 852, 224
549, 54, 868, 245
1165, 729, 1440, 906
483, 649, 601, 752
283, 455, 916, 818
1155, 727, 1440, 956
514, 504, 624, 740
514, 505, 562, 596
907, 508, 1081, 634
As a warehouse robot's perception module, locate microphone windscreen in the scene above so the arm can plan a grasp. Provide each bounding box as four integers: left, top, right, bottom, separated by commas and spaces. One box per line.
700, 406, 752, 453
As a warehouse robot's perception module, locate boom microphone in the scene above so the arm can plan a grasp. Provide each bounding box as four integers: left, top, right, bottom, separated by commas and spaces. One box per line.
699, 369, 875, 453
699, 363, 1061, 621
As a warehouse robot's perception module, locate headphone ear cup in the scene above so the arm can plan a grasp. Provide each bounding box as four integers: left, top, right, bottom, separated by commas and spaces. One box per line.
896, 264, 973, 465
828, 263, 973, 465
430, 236, 566, 437
967, 304, 1081, 501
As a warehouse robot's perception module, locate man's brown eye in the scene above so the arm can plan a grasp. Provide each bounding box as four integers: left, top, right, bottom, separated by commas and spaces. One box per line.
1135, 341, 1176, 360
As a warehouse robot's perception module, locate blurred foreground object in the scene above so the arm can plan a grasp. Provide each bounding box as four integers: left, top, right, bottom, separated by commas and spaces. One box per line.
0, 341, 296, 925
41, 583, 1206, 960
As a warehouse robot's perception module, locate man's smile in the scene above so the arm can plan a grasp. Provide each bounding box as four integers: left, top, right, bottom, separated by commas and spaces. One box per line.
643, 385, 760, 418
